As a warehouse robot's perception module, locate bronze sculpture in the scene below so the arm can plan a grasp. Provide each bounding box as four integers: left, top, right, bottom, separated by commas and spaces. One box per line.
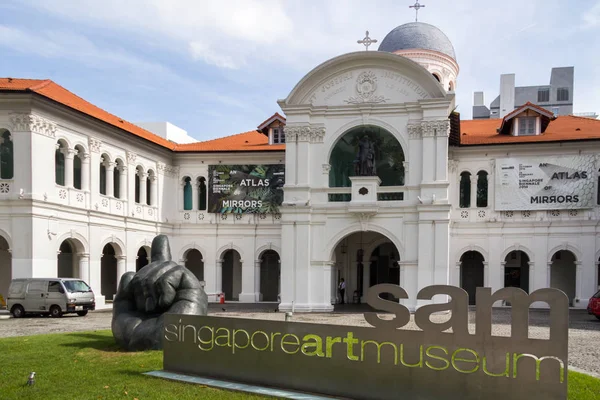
355, 135, 376, 176
112, 234, 208, 351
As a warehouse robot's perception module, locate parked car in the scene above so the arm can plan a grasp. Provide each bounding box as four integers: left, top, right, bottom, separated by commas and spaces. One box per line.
6, 278, 95, 318
587, 289, 600, 320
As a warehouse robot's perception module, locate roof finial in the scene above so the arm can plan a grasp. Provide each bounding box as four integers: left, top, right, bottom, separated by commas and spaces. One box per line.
409, 1, 425, 22
357, 30, 377, 51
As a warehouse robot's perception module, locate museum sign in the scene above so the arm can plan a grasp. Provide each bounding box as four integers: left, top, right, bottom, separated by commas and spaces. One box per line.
495, 155, 595, 211
208, 164, 285, 214
162, 284, 569, 400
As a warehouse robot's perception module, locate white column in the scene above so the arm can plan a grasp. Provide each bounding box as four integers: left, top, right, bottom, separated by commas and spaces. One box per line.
139, 172, 147, 205
119, 166, 128, 200
455, 261, 462, 287
576, 261, 583, 302
470, 174, 477, 208
239, 259, 256, 303
547, 261, 553, 288
81, 153, 90, 191
105, 162, 114, 197
528, 261, 535, 292
254, 259, 262, 302
192, 179, 199, 210
64, 149, 75, 188
216, 259, 223, 298
150, 175, 158, 206
78, 253, 90, 284
116, 255, 127, 290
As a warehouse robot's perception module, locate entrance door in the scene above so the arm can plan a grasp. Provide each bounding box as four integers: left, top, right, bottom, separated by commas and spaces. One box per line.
260, 251, 280, 302
460, 251, 485, 305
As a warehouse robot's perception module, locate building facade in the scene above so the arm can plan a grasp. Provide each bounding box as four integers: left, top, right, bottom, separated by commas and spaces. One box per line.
1, 21, 599, 312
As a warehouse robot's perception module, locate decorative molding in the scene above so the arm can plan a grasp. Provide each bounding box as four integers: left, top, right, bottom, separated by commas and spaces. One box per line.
344, 71, 389, 104
357, 212, 376, 231
157, 162, 178, 177
9, 113, 57, 138
322, 164, 331, 175
407, 124, 422, 139
310, 125, 325, 143
448, 159, 459, 172
402, 161, 409, 176
297, 126, 312, 142
421, 119, 450, 138
489, 159, 496, 169
88, 137, 102, 153
126, 151, 137, 164
283, 126, 299, 143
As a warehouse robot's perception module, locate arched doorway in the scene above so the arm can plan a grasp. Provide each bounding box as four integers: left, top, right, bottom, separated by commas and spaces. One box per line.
0, 236, 11, 299
185, 249, 204, 282
57, 239, 85, 278
550, 250, 577, 306
222, 250, 241, 301
101, 244, 118, 302
504, 251, 530, 293
136, 246, 150, 271
332, 231, 401, 305
259, 250, 280, 302
460, 251, 485, 305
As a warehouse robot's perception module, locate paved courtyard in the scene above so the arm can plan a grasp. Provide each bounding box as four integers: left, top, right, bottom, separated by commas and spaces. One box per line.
1, 306, 599, 376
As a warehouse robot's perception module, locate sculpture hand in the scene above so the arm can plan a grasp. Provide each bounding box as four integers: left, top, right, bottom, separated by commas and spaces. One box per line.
111, 235, 207, 351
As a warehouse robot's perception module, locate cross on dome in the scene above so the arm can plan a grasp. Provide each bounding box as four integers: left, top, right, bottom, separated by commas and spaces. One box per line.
357, 30, 377, 51
409, 1, 425, 22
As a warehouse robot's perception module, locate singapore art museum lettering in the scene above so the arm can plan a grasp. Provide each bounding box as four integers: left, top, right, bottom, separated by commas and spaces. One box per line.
161, 284, 570, 400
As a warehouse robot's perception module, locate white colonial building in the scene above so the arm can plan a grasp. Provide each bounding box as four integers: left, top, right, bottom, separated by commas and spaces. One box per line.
0, 22, 599, 312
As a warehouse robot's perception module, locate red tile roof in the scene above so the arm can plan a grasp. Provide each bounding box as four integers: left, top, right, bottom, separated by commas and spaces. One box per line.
0, 78, 177, 149
175, 130, 285, 152
503, 101, 554, 121
460, 115, 600, 145
1, 77, 286, 153
257, 112, 286, 130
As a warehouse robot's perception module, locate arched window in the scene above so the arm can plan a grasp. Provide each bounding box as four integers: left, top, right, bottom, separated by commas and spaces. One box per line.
146, 172, 151, 206
476, 170, 488, 208
432, 73, 441, 82
73, 145, 84, 190
448, 81, 454, 91
0, 130, 14, 179
135, 172, 140, 203
99, 161, 107, 195
459, 171, 471, 208
597, 169, 600, 205
329, 125, 405, 187
198, 177, 207, 210
146, 169, 154, 206
183, 177, 192, 210
55, 141, 66, 186
113, 160, 122, 199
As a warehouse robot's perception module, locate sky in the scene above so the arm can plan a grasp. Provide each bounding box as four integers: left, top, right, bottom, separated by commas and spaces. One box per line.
0, 0, 599, 142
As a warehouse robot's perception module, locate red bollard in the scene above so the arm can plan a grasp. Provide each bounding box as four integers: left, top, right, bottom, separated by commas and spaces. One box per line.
219, 293, 225, 304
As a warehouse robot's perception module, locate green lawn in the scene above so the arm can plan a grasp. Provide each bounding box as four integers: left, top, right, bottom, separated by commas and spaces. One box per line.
0, 330, 599, 400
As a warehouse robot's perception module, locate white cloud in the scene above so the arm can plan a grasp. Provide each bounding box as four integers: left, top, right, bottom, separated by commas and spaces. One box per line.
8, 0, 600, 119
582, 1, 600, 29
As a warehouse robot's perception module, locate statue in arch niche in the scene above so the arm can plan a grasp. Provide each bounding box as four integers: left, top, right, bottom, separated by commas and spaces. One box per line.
112, 234, 208, 351
354, 134, 377, 176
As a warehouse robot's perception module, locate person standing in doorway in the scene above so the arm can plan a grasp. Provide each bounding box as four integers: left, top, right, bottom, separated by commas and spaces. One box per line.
339, 278, 346, 304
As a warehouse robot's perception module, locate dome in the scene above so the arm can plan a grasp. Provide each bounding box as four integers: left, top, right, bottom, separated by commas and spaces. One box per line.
378, 22, 456, 60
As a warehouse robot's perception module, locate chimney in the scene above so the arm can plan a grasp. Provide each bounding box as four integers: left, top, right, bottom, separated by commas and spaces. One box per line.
474, 92, 484, 106
499, 74, 515, 118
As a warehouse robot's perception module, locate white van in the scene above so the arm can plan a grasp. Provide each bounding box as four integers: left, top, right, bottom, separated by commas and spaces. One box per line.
7, 278, 96, 318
